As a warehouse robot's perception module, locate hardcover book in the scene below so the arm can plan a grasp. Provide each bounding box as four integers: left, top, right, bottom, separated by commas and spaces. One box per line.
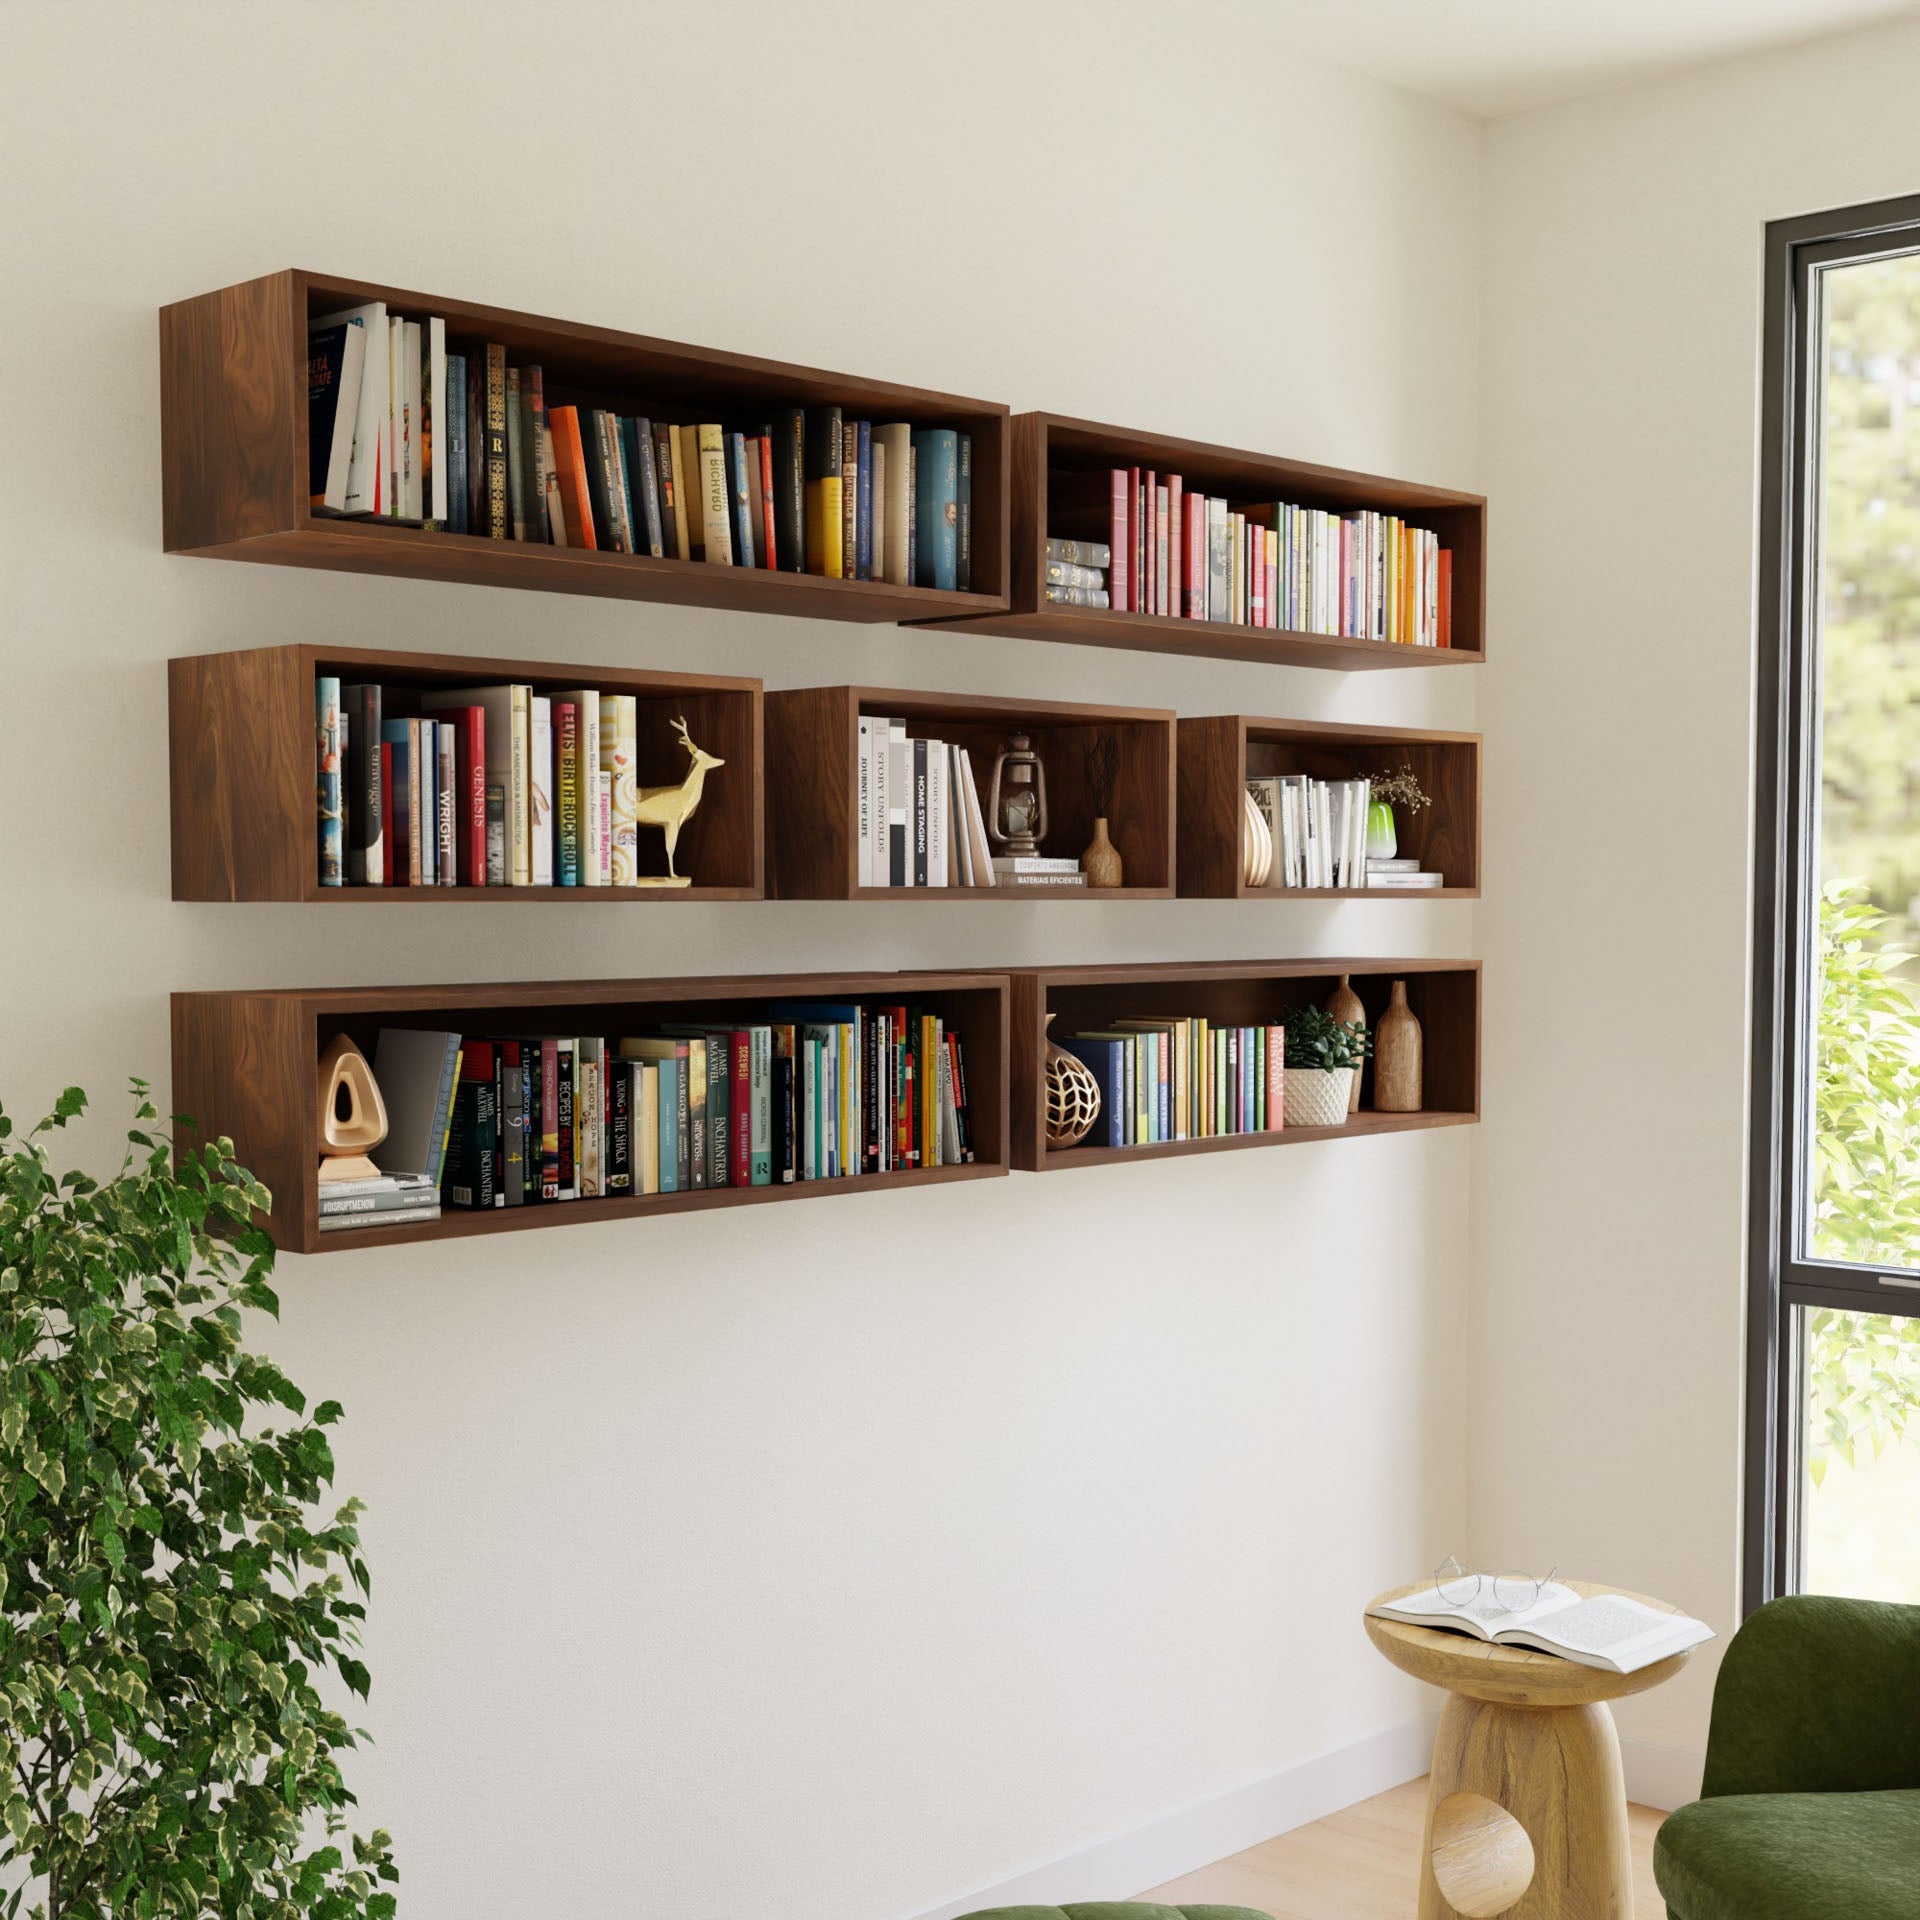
911, 429, 959, 592
803, 406, 843, 577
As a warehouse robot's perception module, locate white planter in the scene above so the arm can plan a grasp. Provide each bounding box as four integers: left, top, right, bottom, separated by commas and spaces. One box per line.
1283, 1065, 1354, 1128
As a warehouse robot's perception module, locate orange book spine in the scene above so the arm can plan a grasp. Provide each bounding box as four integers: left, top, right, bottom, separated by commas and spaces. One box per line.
1438, 548, 1454, 648
549, 407, 598, 552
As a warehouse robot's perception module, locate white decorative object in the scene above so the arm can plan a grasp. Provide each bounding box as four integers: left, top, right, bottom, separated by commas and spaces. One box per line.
1242, 789, 1273, 888
1282, 1065, 1354, 1129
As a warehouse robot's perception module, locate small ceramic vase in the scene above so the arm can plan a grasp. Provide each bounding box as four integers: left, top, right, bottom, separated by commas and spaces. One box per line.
1325, 974, 1367, 1115
1366, 799, 1398, 862
1373, 979, 1423, 1112
1083, 818, 1123, 888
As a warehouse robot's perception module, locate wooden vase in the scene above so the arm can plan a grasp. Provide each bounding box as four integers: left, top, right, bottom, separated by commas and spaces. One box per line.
1325, 973, 1367, 1115
1083, 817, 1123, 888
1374, 979, 1423, 1112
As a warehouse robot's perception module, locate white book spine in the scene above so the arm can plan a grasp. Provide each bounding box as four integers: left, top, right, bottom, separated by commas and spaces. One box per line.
530, 697, 553, 887
857, 716, 874, 888
402, 319, 423, 520
926, 740, 948, 887
871, 718, 890, 888
437, 723, 456, 887
311, 301, 387, 514
887, 723, 908, 887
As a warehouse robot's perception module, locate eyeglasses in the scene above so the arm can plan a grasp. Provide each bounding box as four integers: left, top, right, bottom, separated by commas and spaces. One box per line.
1433, 1555, 1558, 1615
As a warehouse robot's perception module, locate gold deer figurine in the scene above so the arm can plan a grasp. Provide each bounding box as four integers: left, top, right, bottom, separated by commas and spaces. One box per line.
634, 715, 724, 887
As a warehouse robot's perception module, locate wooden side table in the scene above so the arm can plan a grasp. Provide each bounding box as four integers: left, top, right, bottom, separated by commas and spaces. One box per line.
1364, 1580, 1696, 1920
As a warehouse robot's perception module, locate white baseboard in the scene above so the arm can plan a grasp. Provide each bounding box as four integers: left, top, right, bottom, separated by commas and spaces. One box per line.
1620, 1737, 1703, 1813
906, 1715, 1437, 1920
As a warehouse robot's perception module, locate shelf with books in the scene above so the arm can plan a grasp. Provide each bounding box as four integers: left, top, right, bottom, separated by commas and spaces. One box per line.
171, 644, 763, 902
763, 686, 1176, 899
1177, 717, 1480, 898
1009, 959, 1479, 1171
920, 413, 1485, 670
172, 971, 1008, 1255
161, 270, 1009, 626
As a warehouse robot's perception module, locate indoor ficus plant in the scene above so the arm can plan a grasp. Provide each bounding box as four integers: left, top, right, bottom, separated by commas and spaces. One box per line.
0, 1082, 395, 1919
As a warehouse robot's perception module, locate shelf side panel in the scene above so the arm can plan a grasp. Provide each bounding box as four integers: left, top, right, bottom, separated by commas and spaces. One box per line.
764, 688, 857, 898
1176, 716, 1250, 899
160, 272, 301, 552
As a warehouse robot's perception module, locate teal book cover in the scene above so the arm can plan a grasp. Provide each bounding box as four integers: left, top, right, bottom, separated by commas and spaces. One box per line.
910, 428, 958, 592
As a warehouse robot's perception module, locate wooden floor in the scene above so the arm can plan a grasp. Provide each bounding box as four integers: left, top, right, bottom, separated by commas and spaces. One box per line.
1137, 1778, 1667, 1918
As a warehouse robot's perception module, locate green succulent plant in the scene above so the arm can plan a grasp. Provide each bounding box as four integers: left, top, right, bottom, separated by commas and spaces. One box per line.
1282, 1005, 1371, 1073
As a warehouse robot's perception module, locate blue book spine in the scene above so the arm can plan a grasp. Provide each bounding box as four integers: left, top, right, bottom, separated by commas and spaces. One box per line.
728, 432, 756, 566
657, 1059, 678, 1192
1062, 1040, 1124, 1148
316, 676, 343, 886
910, 429, 958, 591
446, 355, 468, 535
855, 420, 873, 580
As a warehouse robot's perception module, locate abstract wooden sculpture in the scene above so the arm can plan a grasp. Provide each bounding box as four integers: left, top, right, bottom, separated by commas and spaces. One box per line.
1043, 1015, 1102, 1149
634, 715, 724, 887
316, 1033, 387, 1183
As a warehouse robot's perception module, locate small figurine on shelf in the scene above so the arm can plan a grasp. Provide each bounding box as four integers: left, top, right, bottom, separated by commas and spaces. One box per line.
1081, 730, 1123, 888
316, 1033, 388, 1184
635, 714, 724, 887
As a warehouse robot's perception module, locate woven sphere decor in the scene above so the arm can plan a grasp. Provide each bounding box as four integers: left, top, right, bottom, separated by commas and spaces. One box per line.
1043, 1014, 1102, 1149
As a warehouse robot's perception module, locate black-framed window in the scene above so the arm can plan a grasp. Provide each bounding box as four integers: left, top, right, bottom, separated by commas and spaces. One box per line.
1750, 193, 1920, 1611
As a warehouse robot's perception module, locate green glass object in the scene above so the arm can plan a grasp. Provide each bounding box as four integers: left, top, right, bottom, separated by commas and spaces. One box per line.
1366, 798, 1398, 861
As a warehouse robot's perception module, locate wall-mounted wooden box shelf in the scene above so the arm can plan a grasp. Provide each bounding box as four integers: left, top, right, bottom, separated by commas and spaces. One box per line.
172, 971, 1009, 1255
763, 686, 1176, 899
1177, 717, 1480, 898
1009, 959, 1479, 1171
169, 644, 763, 902
159, 270, 1010, 627
922, 413, 1484, 671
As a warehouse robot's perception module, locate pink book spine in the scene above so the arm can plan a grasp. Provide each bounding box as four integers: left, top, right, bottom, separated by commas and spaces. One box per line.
1132, 467, 1145, 617
1250, 523, 1265, 628
1186, 494, 1205, 617
1154, 484, 1169, 617
1265, 530, 1279, 632
1166, 474, 1183, 619
1141, 469, 1156, 618
1266, 1024, 1285, 1130
1109, 468, 1129, 613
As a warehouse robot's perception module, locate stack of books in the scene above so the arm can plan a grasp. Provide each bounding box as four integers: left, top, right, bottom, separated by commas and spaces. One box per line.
1100, 465, 1450, 644
991, 855, 1085, 890
1058, 1018, 1286, 1148
1042, 535, 1111, 608
316, 675, 715, 889
1247, 776, 1373, 889
317, 1170, 440, 1233
307, 307, 972, 587
350, 1006, 977, 1218
1367, 857, 1444, 890
855, 718, 1001, 887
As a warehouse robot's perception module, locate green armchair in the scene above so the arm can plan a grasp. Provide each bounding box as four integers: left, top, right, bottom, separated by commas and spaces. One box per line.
1653, 1593, 1920, 1920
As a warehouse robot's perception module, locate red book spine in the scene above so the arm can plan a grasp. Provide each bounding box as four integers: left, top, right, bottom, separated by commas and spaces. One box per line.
548, 407, 598, 551
1267, 1024, 1285, 1129
730, 1030, 751, 1188
887, 1004, 913, 1168
1438, 548, 1453, 648
759, 436, 778, 570
1109, 469, 1129, 612
379, 743, 394, 884
446, 705, 486, 885
1166, 474, 1182, 621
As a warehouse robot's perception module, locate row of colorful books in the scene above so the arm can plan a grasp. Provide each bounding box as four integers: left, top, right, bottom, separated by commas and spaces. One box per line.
306, 303, 972, 588
1058, 1019, 1287, 1149
327, 1007, 978, 1222
1102, 468, 1452, 644
316, 678, 707, 888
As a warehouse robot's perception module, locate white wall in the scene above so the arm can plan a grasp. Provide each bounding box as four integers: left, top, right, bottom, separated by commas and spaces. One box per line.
1476, 14, 1920, 1763
0, 4, 1481, 1915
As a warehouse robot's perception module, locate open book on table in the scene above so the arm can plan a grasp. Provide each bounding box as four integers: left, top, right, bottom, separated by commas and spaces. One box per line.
1368, 1582, 1715, 1675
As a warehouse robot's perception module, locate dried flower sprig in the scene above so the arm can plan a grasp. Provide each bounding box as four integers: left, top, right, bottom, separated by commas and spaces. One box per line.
1084, 730, 1120, 817
1368, 763, 1430, 813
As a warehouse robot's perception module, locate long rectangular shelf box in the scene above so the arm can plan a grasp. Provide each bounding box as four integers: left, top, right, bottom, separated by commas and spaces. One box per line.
160, 270, 1010, 626
1010, 959, 1479, 1170
922, 412, 1484, 670
1177, 716, 1481, 898
173, 972, 1009, 1255
170, 644, 763, 902
764, 686, 1176, 899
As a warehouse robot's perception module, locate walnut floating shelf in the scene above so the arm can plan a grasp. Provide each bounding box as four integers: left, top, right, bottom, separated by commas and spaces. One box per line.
172, 972, 1009, 1255
159, 269, 1010, 627
920, 413, 1485, 671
